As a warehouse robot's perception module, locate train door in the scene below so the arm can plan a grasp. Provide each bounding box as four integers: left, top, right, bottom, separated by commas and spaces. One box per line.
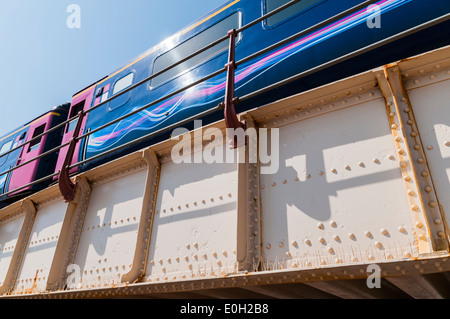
7, 114, 56, 195
54, 87, 94, 177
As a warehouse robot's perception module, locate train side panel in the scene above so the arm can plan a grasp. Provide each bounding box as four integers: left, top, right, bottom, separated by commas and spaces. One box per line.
0, 104, 69, 205
71, 0, 450, 173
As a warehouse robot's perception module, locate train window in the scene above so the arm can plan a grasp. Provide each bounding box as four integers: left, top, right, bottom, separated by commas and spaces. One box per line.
265, 0, 322, 26
113, 73, 134, 95
151, 12, 241, 88
67, 101, 85, 133
0, 140, 13, 156
28, 124, 46, 152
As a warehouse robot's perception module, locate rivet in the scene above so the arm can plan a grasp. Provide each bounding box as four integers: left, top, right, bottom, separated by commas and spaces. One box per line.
317, 222, 324, 230
327, 247, 334, 254
194, 242, 198, 249
319, 171, 324, 176
407, 189, 415, 196
291, 241, 298, 247
398, 226, 406, 233
286, 252, 291, 258
421, 171, 428, 177
266, 244, 271, 249
403, 174, 411, 181
391, 124, 398, 129
373, 158, 380, 164
279, 242, 284, 248
359, 162, 365, 167
380, 228, 388, 236
375, 241, 382, 248
407, 120, 413, 125
417, 158, 424, 164
304, 239, 311, 245
365, 231, 372, 238
404, 108, 410, 113
414, 145, 421, 150
415, 221, 423, 228
429, 201, 436, 208
398, 149, 404, 154
282, 179, 287, 184
434, 218, 441, 225
389, 112, 395, 117
411, 204, 419, 211
445, 141, 450, 147
319, 237, 326, 244
331, 168, 337, 174
404, 252, 412, 258
438, 231, 445, 238
186, 244, 190, 249
329, 220, 337, 227
427, 145, 433, 151
348, 233, 356, 240
333, 235, 340, 241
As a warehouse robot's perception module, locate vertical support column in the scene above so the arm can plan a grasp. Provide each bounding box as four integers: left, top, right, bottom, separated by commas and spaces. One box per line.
236, 114, 262, 272
121, 148, 161, 284
0, 199, 36, 295
46, 177, 92, 291
377, 65, 448, 252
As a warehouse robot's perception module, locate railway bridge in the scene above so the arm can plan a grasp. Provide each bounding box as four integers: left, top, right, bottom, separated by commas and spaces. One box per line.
1, 45, 450, 299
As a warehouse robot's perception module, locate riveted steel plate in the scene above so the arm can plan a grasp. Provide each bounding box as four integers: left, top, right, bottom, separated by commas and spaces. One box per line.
406, 77, 450, 233
11, 200, 67, 295
145, 146, 239, 282
260, 96, 418, 270
70, 169, 146, 289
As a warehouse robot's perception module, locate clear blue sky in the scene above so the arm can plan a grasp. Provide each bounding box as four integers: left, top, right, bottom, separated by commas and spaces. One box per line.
0, 0, 226, 136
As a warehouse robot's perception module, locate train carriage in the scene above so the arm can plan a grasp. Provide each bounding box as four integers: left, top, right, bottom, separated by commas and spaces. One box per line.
0, 104, 70, 207
55, 0, 450, 175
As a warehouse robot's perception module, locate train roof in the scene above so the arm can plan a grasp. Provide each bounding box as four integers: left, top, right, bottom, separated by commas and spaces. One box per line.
72, 0, 234, 99
0, 102, 70, 143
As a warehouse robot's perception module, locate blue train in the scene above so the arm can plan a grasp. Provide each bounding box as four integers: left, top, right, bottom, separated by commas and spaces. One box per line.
1, 0, 449, 206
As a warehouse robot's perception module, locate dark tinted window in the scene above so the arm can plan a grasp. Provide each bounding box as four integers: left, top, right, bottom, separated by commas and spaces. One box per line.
28, 124, 46, 152
151, 12, 241, 88
266, 0, 322, 26
67, 101, 85, 133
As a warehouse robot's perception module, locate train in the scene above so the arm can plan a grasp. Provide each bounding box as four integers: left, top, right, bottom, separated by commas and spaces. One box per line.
1, 0, 449, 207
